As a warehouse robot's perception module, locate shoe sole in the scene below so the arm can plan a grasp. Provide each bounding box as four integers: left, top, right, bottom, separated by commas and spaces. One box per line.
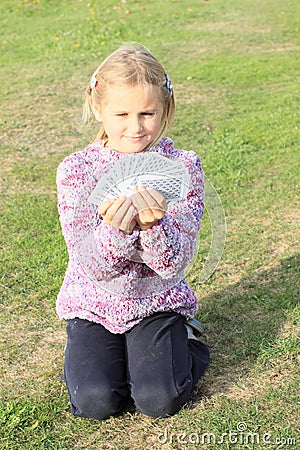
186, 318, 206, 335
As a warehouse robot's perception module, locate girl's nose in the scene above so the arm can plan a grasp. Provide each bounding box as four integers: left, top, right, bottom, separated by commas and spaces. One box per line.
128, 115, 143, 134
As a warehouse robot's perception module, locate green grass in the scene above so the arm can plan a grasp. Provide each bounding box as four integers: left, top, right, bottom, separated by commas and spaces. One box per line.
1, 0, 299, 448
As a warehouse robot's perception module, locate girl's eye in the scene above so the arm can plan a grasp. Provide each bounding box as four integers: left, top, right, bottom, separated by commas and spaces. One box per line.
114, 112, 155, 117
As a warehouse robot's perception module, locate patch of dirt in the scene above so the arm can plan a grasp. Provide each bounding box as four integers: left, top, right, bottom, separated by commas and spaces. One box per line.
175, 83, 223, 106
0, 81, 97, 195
1, 316, 66, 397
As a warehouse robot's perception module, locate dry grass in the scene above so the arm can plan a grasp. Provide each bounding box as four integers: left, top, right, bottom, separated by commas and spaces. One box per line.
1, 0, 299, 448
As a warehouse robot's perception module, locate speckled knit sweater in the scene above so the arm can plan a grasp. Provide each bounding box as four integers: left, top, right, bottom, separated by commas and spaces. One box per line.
56, 137, 204, 333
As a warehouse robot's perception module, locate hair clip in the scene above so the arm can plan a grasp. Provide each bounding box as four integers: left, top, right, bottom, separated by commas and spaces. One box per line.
91, 76, 98, 89
165, 73, 173, 96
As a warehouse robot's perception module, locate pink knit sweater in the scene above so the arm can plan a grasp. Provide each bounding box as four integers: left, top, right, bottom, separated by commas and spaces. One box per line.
56, 137, 204, 333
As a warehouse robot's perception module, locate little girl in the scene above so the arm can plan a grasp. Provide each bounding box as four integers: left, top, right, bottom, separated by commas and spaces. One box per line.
56, 43, 210, 420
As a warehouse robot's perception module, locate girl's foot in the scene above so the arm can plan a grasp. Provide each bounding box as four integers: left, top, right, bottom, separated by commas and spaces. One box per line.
185, 318, 206, 340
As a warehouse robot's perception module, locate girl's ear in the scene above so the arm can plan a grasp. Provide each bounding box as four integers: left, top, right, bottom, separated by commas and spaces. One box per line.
89, 97, 102, 122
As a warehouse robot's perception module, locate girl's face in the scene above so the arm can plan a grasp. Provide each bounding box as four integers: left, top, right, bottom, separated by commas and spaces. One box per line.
98, 84, 164, 153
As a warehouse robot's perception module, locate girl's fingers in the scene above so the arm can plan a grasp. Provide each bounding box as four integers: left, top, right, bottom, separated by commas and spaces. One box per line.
131, 187, 167, 221
129, 187, 166, 231
127, 217, 137, 234
143, 187, 167, 211
98, 198, 115, 216
111, 200, 136, 230
98, 195, 137, 234
130, 187, 150, 210
101, 196, 127, 221
130, 188, 155, 224
98, 187, 167, 233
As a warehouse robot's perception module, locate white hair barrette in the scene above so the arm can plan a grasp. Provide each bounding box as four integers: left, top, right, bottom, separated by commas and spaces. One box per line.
91, 76, 98, 89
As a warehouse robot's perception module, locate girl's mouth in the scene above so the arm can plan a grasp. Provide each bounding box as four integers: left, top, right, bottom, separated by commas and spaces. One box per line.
124, 135, 145, 141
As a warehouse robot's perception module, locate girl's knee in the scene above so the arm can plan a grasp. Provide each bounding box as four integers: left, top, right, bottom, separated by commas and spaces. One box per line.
132, 383, 191, 418
70, 383, 123, 420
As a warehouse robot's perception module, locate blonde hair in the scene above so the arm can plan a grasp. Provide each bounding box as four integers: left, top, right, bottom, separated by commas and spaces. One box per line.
83, 43, 175, 146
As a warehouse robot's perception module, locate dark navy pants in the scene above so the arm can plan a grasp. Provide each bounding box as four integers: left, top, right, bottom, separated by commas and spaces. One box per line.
64, 312, 209, 420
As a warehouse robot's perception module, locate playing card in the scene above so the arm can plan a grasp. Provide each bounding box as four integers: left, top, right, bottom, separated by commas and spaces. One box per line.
88, 152, 191, 206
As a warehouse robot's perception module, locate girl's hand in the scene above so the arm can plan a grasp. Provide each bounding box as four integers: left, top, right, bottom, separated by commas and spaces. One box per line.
130, 186, 167, 231
98, 196, 137, 235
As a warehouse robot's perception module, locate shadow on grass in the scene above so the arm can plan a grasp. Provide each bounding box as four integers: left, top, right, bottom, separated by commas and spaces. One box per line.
190, 253, 299, 402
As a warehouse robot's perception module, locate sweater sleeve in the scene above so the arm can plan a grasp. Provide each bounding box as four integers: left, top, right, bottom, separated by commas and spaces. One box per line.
136, 151, 204, 279
56, 154, 139, 280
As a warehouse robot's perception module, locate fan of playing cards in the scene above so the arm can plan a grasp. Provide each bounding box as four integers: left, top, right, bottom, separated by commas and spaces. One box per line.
88, 152, 191, 206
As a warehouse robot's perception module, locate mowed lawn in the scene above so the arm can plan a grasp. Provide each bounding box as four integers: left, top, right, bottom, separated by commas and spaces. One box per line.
0, 0, 299, 449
